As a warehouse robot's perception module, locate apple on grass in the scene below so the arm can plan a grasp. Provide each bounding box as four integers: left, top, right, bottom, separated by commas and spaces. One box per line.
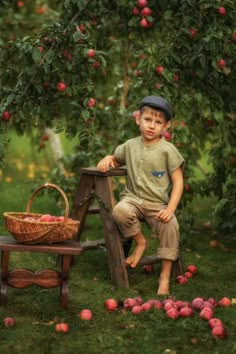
55, 323, 69, 333
187, 264, 197, 274
105, 298, 118, 311
218, 297, 231, 307
212, 325, 227, 339
3, 317, 15, 327
179, 307, 194, 318
132, 305, 143, 314
192, 297, 204, 311
142, 264, 154, 273
208, 318, 224, 329
199, 306, 214, 321
166, 307, 179, 320
176, 275, 188, 284
123, 298, 138, 309
141, 302, 152, 311
79, 309, 92, 321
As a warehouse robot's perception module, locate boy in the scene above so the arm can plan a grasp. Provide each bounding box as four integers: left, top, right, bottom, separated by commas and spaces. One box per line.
96, 95, 184, 295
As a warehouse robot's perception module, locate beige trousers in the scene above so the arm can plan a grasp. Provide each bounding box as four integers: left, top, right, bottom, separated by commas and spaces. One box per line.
112, 197, 180, 261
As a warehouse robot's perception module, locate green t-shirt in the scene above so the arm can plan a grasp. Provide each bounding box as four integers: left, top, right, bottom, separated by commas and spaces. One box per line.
114, 136, 185, 205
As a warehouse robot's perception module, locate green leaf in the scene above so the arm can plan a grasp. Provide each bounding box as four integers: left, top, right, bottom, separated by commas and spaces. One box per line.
213, 111, 224, 122
32, 48, 42, 64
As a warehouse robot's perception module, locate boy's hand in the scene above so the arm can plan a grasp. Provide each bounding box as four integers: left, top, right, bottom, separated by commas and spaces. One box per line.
156, 208, 174, 223
96, 155, 117, 172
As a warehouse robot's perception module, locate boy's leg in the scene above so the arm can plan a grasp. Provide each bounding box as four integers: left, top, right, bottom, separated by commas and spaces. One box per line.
112, 199, 147, 268
125, 231, 147, 268
157, 259, 172, 295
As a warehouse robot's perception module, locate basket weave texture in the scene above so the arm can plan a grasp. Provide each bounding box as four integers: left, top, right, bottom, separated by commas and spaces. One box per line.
4, 183, 79, 245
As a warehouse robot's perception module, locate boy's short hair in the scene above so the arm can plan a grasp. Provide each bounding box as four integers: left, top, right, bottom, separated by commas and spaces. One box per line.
139, 96, 173, 121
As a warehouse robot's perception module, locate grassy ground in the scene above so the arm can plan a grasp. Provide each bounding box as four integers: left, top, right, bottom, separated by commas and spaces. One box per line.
0, 132, 236, 354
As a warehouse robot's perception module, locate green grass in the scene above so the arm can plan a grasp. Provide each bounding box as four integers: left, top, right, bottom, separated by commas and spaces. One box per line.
0, 132, 236, 354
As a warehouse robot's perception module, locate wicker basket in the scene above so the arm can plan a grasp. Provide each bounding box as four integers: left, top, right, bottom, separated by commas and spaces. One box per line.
3, 183, 79, 245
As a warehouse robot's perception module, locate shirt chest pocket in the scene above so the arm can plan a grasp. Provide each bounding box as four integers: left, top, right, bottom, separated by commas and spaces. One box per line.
151, 170, 165, 178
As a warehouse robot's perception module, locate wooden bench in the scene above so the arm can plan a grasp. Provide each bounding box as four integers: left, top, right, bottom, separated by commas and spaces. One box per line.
0, 236, 83, 310
71, 167, 184, 288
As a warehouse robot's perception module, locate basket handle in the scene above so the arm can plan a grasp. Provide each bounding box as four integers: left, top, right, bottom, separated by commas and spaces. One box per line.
25, 183, 69, 219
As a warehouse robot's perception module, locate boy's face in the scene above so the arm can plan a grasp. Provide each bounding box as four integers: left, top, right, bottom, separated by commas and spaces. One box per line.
136, 106, 170, 145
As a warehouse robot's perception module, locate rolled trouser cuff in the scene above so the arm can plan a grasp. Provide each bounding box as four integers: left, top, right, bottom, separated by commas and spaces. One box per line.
157, 247, 179, 261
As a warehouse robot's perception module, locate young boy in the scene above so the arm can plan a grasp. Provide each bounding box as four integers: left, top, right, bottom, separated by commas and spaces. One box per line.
96, 95, 185, 295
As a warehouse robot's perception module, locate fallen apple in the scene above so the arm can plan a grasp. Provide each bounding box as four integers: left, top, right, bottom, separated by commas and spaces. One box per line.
141, 302, 152, 311
176, 275, 188, 284
79, 309, 92, 321
142, 264, 155, 273
187, 265, 197, 274
55, 323, 69, 333
199, 306, 214, 321
105, 298, 118, 311
192, 297, 204, 311
208, 318, 224, 329
3, 317, 15, 327
179, 307, 194, 318
166, 307, 179, 319
212, 325, 227, 339
218, 297, 232, 307
132, 305, 143, 314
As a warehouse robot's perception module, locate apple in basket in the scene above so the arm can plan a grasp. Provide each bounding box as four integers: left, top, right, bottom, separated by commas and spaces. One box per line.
39, 214, 58, 222
24, 216, 37, 222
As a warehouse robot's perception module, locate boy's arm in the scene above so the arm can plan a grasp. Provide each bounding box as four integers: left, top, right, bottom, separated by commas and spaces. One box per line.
96, 155, 121, 172
156, 167, 184, 223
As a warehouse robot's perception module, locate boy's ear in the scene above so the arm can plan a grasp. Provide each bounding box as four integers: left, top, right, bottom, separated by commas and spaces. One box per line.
163, 120, 171, 130
135, 115, 141, 125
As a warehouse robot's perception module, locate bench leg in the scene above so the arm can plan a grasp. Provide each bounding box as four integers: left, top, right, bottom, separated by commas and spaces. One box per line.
171, 255, 184, 278
60, 255, 71, 310
0, 250, 9, 305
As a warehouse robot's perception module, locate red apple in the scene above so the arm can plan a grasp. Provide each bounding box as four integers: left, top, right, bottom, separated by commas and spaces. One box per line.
190, 28, 197, 38
179, 307, 194, 318
137, 0, 148, 8
192, 297, 204, 311
184, 271, 193, 278
24, 216, 37, 222
37, 46, 44, 53
199, 306, 214, 321
133, 296, 143, 306
39, 214, 57, 222
152, 300, 163, 309
87, 97, 96, 108
232, 33, 236, 42
217, 6, 226, 16
132, 7, 139, 15
218, 297, 232, 307
142, 264, 154, 273
212, 325, 227, 339
184, 183, 191, 192
176, 275, 188, 284
156, 66, 164, 75
217, 59, 225, 69
87, 49, 96, 58
57, 82, 67, 92
41, 134, 49, 141
162, 130, 172, 141
200, 301, 214, 310
55, 323, 69, 333
123, 298, 137, 309
166, 307, 179, 319
140, 18, 151, 28
17, 1, 24, 7
132, 305, 143, 314
164, 301, 177, 312
208, 318, 224, 329
3, 317, 15, 327
79, 309, 92, 320
105, 298, 118, 311
140, 7, 152, 16
187, 265, 197, 274
2, 110, 11, 121
141, 302, 152, 311
207, 298, 218, 308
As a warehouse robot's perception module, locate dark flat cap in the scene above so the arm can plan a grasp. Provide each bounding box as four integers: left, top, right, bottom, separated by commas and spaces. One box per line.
139, 95, 173, 120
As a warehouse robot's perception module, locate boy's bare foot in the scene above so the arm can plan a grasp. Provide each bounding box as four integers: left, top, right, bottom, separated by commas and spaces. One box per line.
125, 239, 147, 268
157, 278, 170, 295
